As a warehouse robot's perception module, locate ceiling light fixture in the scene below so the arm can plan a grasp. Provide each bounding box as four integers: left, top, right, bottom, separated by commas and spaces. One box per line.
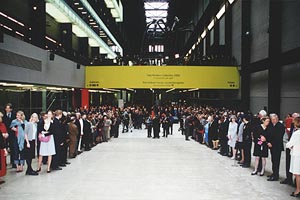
208, 19, 215, 30
228, 0, 235, 4
166, 88, 175, 93
201, 30, 207, 38
0, 12, 25, 26
216, 5, 226, 19
188, 88, 199, 92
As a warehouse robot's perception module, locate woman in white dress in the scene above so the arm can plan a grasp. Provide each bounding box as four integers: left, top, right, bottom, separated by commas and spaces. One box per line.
36, 111, 56, 173
227, 115, 238, 160
286, 116, 300, 197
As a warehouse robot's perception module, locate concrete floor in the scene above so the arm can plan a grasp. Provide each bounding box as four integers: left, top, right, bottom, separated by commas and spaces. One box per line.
0, 124, 295, 200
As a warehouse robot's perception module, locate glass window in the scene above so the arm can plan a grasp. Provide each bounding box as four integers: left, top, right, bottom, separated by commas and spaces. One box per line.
219, 17, 225, 45
210, 28, 214, 46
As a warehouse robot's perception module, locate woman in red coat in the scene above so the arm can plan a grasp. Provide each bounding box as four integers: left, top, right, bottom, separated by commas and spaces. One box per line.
0, 112, 9, 185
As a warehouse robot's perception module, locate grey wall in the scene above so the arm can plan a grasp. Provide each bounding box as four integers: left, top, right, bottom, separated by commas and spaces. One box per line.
231, 0, 242, 65
250, 0, 269, 63
280, 62, 300, 118
250, 70, 268, 114
219, 16, 225, 46
281, 0, 300, 52
0, 34, 85, 88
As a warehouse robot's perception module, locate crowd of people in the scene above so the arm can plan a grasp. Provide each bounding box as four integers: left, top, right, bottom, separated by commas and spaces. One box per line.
143, 105, 300, 197
0, 103, 300, 197
0, 104, 125, 179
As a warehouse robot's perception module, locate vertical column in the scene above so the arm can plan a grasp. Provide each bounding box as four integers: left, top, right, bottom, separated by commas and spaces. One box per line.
79, 37, 89, 58
99, 94, 103, 105
60, 23, 72, 53
116, 91, 122, 105
42, 90, 47, 111
241, 0, 251, 111
122, 90, 127, 103
214, 18, 220, 49
268, 0, 282, 115
91, 47, 100, 64
29, 0, 46, 48
72, 89, 81, 109
225, 1, 232, 55
81, 89, 89, 110
91, 92, 100, 106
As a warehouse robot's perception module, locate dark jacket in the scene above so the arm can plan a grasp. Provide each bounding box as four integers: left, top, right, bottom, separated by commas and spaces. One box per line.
52, 118, 66, 145
0, 132, 5, 149
2, 112, 15, 135
243, 122, 253, 142
218, 119, 229, 139
194, 119, 204, 133
83, 119, 91, 137
268, 122, 285, 151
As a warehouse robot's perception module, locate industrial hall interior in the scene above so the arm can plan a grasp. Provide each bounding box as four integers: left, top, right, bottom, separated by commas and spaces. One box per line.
0, 0, 300, 199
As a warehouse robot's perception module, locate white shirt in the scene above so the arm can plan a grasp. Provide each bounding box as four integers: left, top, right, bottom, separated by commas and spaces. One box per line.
24, 122, 37, 141
228, 122, 238, 139
79, 118, 84, 135
286, 129, 300, 156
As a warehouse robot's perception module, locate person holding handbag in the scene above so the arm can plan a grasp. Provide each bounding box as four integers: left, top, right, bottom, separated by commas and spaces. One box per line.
251, 117, 270, 176
36, 111, 56, 173
24, 113, 39, 176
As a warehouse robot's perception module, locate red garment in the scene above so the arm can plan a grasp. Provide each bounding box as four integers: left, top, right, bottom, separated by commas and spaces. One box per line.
0, 123, 6, 177
0, 122, 7, 134
285, 117, 293, 134
0, 149, 6, 177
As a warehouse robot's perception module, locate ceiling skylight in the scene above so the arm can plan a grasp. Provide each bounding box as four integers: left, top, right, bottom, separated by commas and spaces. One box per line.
144, 1, 169, 33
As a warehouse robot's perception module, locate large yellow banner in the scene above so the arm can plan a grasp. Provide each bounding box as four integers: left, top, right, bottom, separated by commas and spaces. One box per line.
85, 66, 240, 89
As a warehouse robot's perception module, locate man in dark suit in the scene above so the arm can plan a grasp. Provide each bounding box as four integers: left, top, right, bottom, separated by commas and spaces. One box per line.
82, 114, 91, 151
267, 114, 285, 181
75, 113, 83, 154
2, 103, 16, 168
152, 115, 160, 139
50, 110, 64, 171
185, 115, 193, 141
59, 113, 70, 167
219, 115, 229, 155
179, 115, 186, 136
241, 115, 252, 168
